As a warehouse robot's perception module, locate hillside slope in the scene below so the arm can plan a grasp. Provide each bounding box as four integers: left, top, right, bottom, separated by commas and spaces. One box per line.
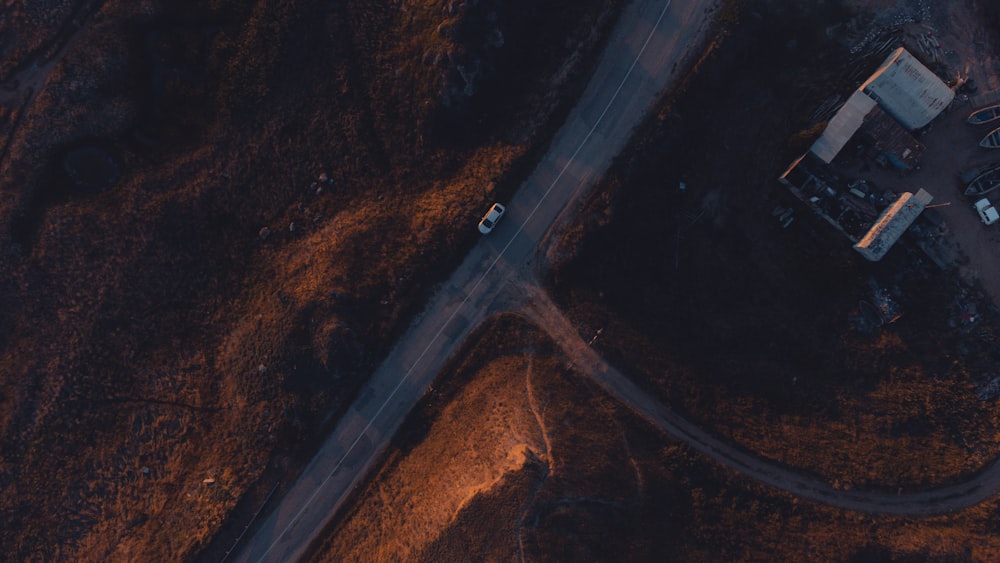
0, 1, 619, 559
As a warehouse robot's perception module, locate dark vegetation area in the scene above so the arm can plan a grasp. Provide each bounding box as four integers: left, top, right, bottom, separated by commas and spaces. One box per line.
549, 0, 1000, 490
314, 314, 1000, 562
0, 0, 620, 559
986, 3, 1000, 29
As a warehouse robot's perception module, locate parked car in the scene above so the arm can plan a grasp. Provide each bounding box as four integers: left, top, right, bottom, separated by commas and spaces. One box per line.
478, 202, 506, 234
975, 197, 999, 225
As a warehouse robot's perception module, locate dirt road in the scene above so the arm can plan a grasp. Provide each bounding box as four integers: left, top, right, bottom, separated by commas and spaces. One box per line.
518, 283, 1000, 516
232, 1, 720, 560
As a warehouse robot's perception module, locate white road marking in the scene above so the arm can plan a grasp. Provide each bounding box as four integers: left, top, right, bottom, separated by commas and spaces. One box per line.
256, 2, 673, 560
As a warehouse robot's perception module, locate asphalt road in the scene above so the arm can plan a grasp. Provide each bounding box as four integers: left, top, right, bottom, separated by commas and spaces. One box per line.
232, 1, 718, 561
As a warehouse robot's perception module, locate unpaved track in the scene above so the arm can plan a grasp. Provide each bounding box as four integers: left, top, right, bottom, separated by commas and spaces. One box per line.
232, 1, 718, 560
518, 282, 1000, 516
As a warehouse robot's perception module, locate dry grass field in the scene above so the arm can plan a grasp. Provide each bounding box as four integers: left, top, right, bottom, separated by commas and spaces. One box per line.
0, 1, 621, 559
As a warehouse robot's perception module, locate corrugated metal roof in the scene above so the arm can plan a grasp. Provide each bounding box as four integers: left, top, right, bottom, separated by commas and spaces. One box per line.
860, 47, 954, 130
854, 188, 933, 261
809, 91, 877, 163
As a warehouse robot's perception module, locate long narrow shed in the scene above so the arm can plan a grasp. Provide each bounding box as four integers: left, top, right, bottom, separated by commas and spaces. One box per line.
810, 91, 877, 163
853, 188, 933, 261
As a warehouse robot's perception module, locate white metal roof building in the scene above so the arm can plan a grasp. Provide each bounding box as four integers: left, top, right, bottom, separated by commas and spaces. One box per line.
853, 188, 933, 261
860, 47, 954, 130
809, 48, 953, 163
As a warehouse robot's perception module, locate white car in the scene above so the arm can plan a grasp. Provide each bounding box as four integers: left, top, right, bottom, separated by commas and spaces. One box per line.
975, 198, 999, 225
478, 202, 506, 234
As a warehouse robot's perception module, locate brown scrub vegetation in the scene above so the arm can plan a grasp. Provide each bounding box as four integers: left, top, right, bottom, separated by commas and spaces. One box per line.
0, 0, 621, 559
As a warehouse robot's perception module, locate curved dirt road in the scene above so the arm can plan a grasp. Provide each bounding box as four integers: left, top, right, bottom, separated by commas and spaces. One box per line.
232, 1, 719, 560
518, 283, 1000, 516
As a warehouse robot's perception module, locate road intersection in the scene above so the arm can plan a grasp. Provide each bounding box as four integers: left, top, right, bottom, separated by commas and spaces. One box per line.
232, 0, 1000, 560
233, 0, 713, 559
